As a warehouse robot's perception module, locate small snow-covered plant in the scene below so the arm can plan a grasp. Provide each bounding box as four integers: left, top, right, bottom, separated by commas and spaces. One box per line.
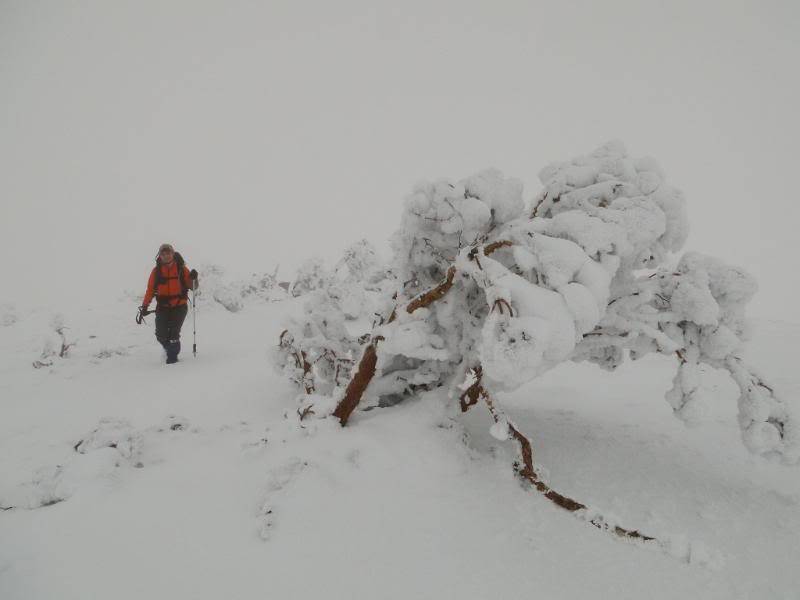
327, 239, 393, 319
338, 238, 380, 280
240, 266, 288, 302
291, 257, 330, 298
34, 314, 76, 368
274, 142, 798, 545
274, 289, 361, 396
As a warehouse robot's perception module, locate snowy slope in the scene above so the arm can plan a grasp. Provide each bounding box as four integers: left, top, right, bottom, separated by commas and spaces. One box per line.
1, 298, 798, 599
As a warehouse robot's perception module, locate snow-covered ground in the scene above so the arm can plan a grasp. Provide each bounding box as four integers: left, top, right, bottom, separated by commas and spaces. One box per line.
1, 297, 798, 599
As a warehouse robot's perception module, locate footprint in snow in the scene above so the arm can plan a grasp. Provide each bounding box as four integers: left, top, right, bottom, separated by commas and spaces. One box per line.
2, 415, 194, 511
256, 457, 309, 541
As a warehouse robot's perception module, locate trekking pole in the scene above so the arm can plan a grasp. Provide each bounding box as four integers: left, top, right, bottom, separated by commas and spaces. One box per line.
192, 286, 197, 356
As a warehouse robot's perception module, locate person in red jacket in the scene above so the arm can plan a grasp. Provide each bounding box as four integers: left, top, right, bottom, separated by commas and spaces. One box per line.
140, 243, 198, 364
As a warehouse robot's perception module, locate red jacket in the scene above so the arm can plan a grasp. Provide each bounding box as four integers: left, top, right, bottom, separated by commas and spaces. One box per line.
143, 261, 193, 308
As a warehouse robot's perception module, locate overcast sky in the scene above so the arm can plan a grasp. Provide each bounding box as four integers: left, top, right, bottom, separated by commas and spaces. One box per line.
1, 0, 798, 319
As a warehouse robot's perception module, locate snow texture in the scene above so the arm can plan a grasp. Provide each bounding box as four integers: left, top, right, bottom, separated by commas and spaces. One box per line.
2, 296, 799, 600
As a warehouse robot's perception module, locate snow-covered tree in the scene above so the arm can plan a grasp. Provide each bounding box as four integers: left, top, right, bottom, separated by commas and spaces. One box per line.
274, 141, 798, 544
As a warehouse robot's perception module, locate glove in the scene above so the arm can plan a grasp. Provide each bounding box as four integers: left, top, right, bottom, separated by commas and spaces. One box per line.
136, 305, 149, 325
190, 269, 198, 280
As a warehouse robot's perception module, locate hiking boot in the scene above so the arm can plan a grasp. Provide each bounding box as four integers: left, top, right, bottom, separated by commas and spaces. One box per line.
165, 340, 180, 364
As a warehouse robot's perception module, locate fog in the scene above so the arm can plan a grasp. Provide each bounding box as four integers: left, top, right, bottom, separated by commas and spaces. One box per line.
1, 0, 798, 318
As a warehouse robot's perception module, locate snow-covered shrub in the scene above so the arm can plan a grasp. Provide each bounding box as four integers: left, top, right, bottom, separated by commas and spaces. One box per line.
194, 264, 227, 305
276, 141, 798, 468
274, 289, 361, 396
291, 258, 330, 298
337, 239, 381, 282
33, 314, 76, 369
274, 244, 393, 400
195, 264, 287, 312
240, 269, 289, 302
1, 416, 194, 511
327, 239, 394, 319
74, 417, 144, 460
194, 264, 242, 312
213, 286, 245, 313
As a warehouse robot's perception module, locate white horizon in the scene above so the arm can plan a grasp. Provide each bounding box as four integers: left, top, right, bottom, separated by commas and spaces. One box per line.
1, 0, 798, 320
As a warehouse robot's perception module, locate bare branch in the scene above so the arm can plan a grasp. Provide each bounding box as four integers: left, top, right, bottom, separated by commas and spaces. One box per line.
483, 239, 513, 255
473, 372, 656, 542
298, 405, 316, 421
404, 266, 457, 316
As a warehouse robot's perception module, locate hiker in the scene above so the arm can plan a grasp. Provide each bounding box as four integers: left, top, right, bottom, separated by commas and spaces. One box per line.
140, 243, 198, 364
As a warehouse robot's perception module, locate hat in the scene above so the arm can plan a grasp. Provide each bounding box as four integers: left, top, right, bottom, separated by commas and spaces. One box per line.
158, 243, 174, 253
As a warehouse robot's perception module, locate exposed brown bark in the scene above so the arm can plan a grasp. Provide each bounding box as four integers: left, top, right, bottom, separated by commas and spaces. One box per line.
334, 266, 460, 425
332, 341, 379, 426
474, 374, 655, 542
531, 195, 547, 218
459, 366, 483, 412
492, 298, 515, 316
467, 239, 513, 270
280, 330, 315, 394
298, 350, 314, 394
483, 239, 513, 255
404, 266, 457, 316
332, 239, 515, 426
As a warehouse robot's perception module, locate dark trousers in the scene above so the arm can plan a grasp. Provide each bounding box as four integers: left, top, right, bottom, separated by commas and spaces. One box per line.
155, 304, 188, 361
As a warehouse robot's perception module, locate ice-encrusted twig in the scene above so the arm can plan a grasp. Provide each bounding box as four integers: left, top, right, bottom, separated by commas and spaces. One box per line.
723, 355, 799, 464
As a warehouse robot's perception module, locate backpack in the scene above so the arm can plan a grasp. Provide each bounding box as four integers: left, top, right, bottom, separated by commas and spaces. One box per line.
153, 252, 188, 306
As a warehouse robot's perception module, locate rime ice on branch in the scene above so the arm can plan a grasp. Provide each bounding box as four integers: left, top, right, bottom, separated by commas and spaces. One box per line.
276, 141, 798, 467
